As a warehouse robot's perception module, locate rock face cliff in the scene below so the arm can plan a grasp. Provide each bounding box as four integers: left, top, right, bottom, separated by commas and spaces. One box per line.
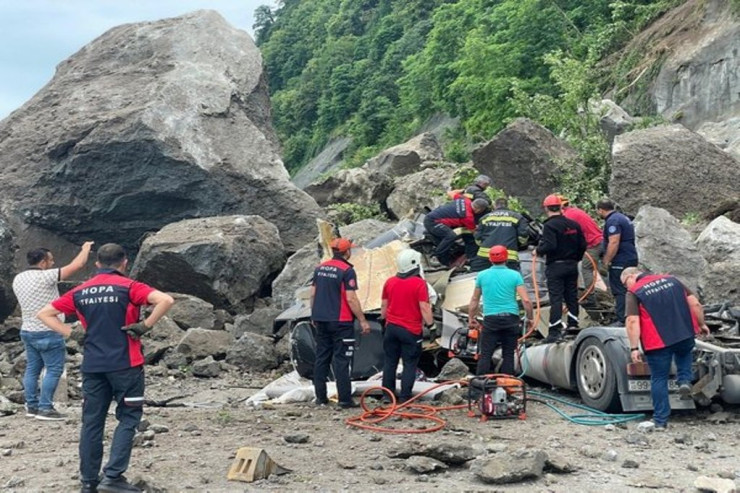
0, 10, 321, 253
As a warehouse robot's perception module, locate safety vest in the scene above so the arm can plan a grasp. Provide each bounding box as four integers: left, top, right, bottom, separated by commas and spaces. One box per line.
629, 274, 698, 351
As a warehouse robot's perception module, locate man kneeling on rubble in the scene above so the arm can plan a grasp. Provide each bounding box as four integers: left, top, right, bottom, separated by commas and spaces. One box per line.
621, 267, 709, 429
424, 195, 489, 267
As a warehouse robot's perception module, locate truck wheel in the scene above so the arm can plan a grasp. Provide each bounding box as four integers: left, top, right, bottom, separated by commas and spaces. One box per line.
575, 338, 621, 412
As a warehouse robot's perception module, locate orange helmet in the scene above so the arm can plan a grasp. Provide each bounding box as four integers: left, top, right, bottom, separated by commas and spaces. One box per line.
330, 238, 357, 253
543, 194, 562, 207
488, 245, 508, 264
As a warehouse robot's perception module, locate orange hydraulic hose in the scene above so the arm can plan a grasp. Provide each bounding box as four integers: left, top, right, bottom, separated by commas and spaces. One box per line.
345, 380, 469, 434
579, 251, 598, 303
518, 251, 542, 342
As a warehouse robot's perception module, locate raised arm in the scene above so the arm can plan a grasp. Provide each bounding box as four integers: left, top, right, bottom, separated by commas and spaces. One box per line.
60, 241, 95, 280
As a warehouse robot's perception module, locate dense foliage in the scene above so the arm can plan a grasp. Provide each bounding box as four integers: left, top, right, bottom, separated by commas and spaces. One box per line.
256, 0, 685, 197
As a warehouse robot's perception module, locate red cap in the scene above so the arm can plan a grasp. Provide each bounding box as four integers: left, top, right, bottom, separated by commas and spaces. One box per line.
488, 245, 508, 264
543, 194, 562, 207
330, 238, 357, 253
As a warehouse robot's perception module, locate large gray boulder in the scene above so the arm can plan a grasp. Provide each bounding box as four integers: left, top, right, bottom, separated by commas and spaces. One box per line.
365, 133, 443, 177
595, 99, 636, 146
386, 165, 457, 219
0, 217, 16, 322
697, 118, 740, 162
633, 206, 706, 292
140, 316, 183, 365
225, 332, 282, 371
176, 328, 234, 360
271, 219, 394, 306
167, 293, 215, 330
472, 118, 580, 214
0, 11, 321, 252
696, 216, 740, 304
131, 215, 285, 312
303, 167, 394, 208
611, 125, 740, 217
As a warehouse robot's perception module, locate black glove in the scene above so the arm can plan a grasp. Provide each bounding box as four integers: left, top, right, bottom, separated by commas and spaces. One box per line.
121, 321, 151, 339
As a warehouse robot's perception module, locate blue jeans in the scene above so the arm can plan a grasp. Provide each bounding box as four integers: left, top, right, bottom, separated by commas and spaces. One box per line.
80, 366, 145, 482
21, 330, 66, 410
644, 337, 695, 426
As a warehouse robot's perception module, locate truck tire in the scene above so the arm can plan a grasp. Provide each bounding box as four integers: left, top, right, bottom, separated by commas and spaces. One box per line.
575, 338, 621, 412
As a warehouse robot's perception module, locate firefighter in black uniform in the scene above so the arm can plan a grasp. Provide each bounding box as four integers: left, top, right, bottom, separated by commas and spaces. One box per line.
471, 197, 529, 272
536, 194, 587, 343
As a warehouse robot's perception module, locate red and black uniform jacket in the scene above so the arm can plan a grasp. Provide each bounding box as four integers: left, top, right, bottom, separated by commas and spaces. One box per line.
629, 274, 698, 351
52, 269, 154, 373
426, 195, 476, 231
311, 256, 358, 323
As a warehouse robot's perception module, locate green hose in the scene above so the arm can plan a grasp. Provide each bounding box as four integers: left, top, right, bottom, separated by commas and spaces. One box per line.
528, 390, 645, 426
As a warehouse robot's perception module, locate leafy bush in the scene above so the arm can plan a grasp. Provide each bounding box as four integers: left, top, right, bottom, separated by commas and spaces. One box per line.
327, 202, 384, 226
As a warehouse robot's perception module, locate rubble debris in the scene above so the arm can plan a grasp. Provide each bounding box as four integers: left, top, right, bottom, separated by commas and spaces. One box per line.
694, 475, 738, 493
406, 456, 448, 474
471, 450, 547, 484
227, 448, 290, 483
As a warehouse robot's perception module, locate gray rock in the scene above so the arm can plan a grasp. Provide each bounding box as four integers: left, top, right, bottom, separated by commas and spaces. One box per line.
595, 99, 636, 146
697, 118, 740, 162
700, 262, 740, 305
0, 11, 322, 253
225, 332, 281, 372
191, 356, 222, 378
167, 294, 215, 330
386, 165, 457, 219
149, 424, 169, 434
611, 125, 740, 217
176, 328, 234, 360
544, 455, 576, 474
622, 459, 640, 469
406, 455, 448, 474
292, 137, 352, 190
231, 305, 283, 338
625, 432, 650, 446
602, 449, 618, 462
304, 167, 394, 208
436, 358, 470, 381
0, 317, 20, 343
636, 421, 656, 433
366, 133, 443, 177
140, 317, 182, 365
0, 217, 16, 322
633, 205, 706, 291
693, 475, 737, 493
387, 442, 476, 465
471, 450, 547, 484
436, 387, 467, 406
579, 446, 601, 459
131, 215, 285, 312
283, 434, 310, 444
697, 216, 740, 304
472, 118, 581, 214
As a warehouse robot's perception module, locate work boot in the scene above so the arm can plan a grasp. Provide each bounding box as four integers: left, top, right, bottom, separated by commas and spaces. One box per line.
97, 475, 141, 493
543, 328, 562, 344
80, 481, 99, 493
678, 383, 692, 400
338, 400, 360, 409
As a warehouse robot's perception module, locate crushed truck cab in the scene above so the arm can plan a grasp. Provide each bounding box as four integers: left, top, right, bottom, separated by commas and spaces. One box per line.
273, 217, 740, 412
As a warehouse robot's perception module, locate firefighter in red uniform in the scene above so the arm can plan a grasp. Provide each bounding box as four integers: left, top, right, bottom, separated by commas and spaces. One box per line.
621, 267, 709, 429
380, 249, 434, 403
310, 238, 370, 408
38, 243, 174, 493
559, 195, 603, 306
424, 195, 488, 266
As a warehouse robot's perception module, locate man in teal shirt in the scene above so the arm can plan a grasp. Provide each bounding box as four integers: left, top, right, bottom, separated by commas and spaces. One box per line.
468, 245, 534, 375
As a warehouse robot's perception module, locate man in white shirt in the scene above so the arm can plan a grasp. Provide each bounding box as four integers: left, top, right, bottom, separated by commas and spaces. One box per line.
12, 241, 93, 420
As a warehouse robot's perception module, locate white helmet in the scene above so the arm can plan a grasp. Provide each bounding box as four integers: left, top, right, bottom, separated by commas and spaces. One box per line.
397, 249, 422, 275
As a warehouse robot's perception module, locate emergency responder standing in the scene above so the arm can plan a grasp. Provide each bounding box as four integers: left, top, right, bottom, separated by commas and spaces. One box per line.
621, 267, 709, 429
536, 195, 587, 343
424, 195, 488, 267
471, 198, 529, 272
596, 199, 638, 325
469, 245, 534, 375
310, 237, 371, 408
560, 195, 603, 307
380, 249, 434, 403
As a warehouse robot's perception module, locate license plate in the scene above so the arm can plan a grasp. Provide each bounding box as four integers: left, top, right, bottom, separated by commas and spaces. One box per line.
628, 379, 679, 392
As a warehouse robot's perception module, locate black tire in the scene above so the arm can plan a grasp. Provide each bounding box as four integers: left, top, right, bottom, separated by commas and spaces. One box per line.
575, 338, 621, 412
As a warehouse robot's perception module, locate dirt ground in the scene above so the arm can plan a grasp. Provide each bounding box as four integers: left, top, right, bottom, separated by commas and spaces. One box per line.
1, 370, 739, 493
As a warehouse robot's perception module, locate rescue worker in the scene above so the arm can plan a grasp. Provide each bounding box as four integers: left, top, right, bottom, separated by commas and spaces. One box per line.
424, 195, 489, 267
621, 267, 710, 429
596, 198, 638, 325
536, 194, 587, 343
380, 249, 434, 403
447, 174, 493, 205
471, 197, 529, 272
310, 237, 371, 409
469, 245, 535, 375
559, 195, 603, 306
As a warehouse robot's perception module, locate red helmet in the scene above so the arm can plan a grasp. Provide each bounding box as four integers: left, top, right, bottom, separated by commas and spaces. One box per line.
330, 237, 357, 253
543, 194, 562, 207
488, 245, 508, 264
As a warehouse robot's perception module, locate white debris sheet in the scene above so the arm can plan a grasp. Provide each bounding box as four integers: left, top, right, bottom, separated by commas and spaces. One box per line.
245, 370, 460, 407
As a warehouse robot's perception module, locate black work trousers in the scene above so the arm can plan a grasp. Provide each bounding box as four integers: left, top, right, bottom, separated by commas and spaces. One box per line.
381, 323, 423, 402
313, 322, 354, 405
476, 314, 520, 376
80, 366, 145, 483
424, 217, 457, 266
546, 260, 580, 330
